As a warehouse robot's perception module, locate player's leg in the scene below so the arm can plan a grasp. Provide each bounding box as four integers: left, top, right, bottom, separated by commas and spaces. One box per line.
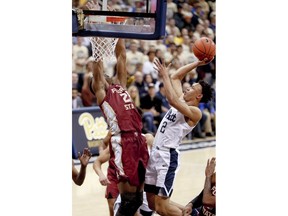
105, 177, 120, 216
139, 191, 154, 215
154, 196, 182, 216
107, 198, 116, 216
170, 200, 184, 212
116, 182, 143, 216
144, 147, 158, 211
145, 191, 156, 211
113, 193, 142, 216
153, 148, 182, 216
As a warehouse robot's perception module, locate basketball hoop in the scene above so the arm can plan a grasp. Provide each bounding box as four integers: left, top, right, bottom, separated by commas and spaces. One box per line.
90, 36, 119, 63
84, 0, 128, 63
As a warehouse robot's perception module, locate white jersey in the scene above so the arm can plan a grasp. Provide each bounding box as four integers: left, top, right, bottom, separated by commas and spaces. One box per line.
154, 107, 195, 149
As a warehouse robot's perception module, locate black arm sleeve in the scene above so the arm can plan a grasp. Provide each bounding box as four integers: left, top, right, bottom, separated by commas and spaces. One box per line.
190, 190, 204, 208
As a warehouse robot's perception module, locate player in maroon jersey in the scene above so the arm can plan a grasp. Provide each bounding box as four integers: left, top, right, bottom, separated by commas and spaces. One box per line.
93, 133, 155, 216
89, 37, 149, 216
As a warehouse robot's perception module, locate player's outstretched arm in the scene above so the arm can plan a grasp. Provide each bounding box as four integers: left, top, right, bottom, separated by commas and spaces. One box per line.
170, 58, 208, 98
90, 38, 109, 105
72, 148, 92, 186
93, 147, 111, 186
115, 38, 127, 88
154, 58, 201, 123
202, 157, 216, 206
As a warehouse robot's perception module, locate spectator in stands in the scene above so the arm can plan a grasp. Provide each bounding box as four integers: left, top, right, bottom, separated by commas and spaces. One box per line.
155, 82, 171, 113
132, 71, 147, 98
166, 18, 181, 37
81, 73, 96, 107
127, 85, 143, 116
181, 2, 193, 27
126, 40, 145, 74
173, 3, 186, 30
132, 0, 145, 12
209, 11, 216, 33
167, 0, 178, 19
193, 24, 205, 40
139, 40, 150, 54
72, 72, 82, 93
143, 50, 158, 80
182, 41, 198, 66
143, 73, 158, 92
151, 39, 167, 54
140, 83, 164, 134
199, 0, 210, 16
177, 28, 189, 45
199, 102, 214, 137
191, 2, 204, 29
203, 19, 215, 40
182, 35, 191, 54
200, 89, 216, 136
155, 49, 165, 65
72, 88, 84, 109
176, 44, 187, 65
164, 41, 178, 64
72, 37, 89, 92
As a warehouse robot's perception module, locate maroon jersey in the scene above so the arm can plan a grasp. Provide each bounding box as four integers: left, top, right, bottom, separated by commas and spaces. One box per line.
99, 84, 143, 134
101, 84, 149, 186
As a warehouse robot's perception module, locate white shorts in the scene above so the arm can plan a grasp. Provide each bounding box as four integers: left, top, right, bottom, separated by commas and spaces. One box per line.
144, 146, 180, 197
113, 191, 153, 216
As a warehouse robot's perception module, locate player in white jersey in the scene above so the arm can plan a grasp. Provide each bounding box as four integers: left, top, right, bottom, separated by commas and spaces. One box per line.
144, 57, 213, 216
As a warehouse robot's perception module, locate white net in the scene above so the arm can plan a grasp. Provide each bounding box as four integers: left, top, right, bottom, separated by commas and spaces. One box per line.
90, 36, 119, 62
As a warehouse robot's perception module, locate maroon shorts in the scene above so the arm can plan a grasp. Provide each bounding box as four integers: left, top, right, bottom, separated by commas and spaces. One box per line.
105, 166, 119, 199
110, 132, 149, 187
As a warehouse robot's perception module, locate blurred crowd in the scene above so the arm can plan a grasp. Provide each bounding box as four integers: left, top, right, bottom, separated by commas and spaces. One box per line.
72, 0, 216, 139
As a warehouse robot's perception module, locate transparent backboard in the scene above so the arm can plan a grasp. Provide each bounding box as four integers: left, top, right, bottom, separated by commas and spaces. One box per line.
72, 0, 167, 40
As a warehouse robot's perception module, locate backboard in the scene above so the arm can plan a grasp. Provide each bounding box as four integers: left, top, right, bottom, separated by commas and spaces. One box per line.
72, 0, 167, 40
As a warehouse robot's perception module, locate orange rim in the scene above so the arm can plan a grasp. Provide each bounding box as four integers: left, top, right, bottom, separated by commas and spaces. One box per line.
106, 16, 127, 22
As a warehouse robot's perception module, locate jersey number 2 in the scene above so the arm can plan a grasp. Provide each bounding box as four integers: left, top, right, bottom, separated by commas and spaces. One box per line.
160, 121, 167, 133
120, 92, 132, 103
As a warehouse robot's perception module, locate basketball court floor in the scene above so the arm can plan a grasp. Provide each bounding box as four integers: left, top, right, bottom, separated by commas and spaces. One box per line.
72, 139, 216, 216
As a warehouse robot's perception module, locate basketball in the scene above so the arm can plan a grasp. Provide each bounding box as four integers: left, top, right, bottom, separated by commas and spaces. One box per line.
192, 37, 216, 62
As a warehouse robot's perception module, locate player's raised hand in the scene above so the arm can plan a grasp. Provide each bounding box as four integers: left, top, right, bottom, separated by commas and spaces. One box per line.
205, 157, 216, 178
153, 58, 171, 77
78, 148, 92, 167
196, 57, 214, 66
